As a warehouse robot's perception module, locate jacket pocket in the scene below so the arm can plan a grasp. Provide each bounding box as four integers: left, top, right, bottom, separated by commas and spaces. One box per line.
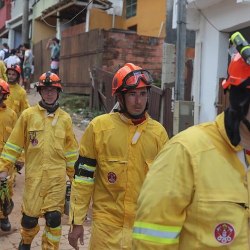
194, 195, 248, 247
100, 158, 127, 192
54, 129, 65, 150
27, 129, 43, 148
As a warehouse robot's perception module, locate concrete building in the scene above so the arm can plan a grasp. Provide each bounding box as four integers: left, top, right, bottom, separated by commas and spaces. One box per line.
0, 0, 167, 46
186, 0, 250, 123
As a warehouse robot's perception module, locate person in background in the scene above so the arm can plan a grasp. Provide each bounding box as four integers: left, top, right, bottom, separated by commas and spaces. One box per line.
5, 64, 29, 118
0, 43, 10, 61
132, 52, 250, 249
46, 37, 60, 75
68, 63, 168, 250
0, 71, 78, 250
4, 64, 28, 222
23, 43, 33, 93
4, 49, 21, 68
0, 79, 17, 232
16, 44, 25, 86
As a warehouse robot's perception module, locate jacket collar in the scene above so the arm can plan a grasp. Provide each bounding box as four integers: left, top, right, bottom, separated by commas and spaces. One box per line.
216, 112, 243, 152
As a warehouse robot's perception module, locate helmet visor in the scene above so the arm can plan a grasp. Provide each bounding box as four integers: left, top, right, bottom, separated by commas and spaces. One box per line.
121, 70, 153, 91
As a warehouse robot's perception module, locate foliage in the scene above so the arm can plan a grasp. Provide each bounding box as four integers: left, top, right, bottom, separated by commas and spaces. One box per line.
59, 93, 104, 128
153, 80, 161, 88
59, 93, 89, 113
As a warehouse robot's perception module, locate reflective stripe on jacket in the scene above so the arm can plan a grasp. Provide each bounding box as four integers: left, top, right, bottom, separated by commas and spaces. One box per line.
132, 112, 250, 249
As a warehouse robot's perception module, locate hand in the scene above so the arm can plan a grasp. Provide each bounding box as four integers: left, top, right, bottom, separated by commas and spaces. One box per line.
0, 171, 7, 180
68, 225, 84, 250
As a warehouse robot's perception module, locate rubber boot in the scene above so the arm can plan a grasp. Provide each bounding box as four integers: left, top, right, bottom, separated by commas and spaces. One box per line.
0, 216, 11, 231
18, 241, 31, 250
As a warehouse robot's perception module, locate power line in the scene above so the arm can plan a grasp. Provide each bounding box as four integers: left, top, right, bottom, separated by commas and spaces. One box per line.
41, 0, 94, 28
191, 1, 220, 32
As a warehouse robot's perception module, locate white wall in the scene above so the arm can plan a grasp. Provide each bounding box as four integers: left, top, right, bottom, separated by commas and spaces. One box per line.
196, 20, 220, 122
32, 0, 59, 20
202, 0, 250, 32
188, 0, 250, 123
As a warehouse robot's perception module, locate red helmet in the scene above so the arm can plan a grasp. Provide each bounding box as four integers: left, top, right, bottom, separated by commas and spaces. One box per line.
111, 63, 153, 96
37, 71, 62, 91
222, 53, 250, 89
0, 79, 10, 94
6, 64, 21, 76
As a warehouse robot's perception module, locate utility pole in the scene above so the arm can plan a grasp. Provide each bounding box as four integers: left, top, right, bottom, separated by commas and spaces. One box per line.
166, 0, 176, 44
175, 0, 187, 100
22, 0, 29, 44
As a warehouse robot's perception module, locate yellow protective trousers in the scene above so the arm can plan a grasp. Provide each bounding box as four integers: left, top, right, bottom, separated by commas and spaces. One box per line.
0, 106, 17, 219
20, 224, 40, 244
0, 171, 15, 219
21, 224, 61, 249
42, 225, 61, 250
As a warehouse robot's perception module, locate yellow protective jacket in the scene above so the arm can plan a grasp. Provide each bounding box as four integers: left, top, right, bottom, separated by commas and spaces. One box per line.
0, 105, 17, 153
133, 112, 250, 249
4, 83, 30, 117
0, 104, 78, 216
0, 60, 7, 82
0, 105, 17, 217
70, 112, 168, 228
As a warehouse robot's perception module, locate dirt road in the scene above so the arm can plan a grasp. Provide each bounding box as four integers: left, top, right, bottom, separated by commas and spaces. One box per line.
0, 89, 91, 249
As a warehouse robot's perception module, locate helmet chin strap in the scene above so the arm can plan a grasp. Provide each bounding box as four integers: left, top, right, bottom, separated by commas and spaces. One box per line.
39, 100, 59, 114
125, 110, 146, 120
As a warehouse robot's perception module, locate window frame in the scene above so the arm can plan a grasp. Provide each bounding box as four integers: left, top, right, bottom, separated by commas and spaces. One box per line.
126, 0, 137, 19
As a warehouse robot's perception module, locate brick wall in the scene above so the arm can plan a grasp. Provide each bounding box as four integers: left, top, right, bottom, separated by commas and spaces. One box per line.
102, 30, 164, 81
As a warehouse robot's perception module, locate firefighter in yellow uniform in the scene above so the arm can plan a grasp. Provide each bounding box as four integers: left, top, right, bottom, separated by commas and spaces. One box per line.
132, 53, 250, 249
0, 72, 78, 250
0, 79, 17, 232
4, 64, 29, 231
68, 63, 169, 249
4, 64, 29, 117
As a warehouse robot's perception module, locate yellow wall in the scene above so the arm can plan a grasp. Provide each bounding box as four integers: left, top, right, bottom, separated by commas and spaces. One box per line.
32, 19, 56, 44
32, 0, 58, 44
89, 8, 124, 30
124, 0, 166, 38
89, 1, 166, 37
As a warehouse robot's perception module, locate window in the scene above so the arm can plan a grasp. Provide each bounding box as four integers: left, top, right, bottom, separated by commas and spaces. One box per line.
0, 0, 5, 9
126, 0, 137, 18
